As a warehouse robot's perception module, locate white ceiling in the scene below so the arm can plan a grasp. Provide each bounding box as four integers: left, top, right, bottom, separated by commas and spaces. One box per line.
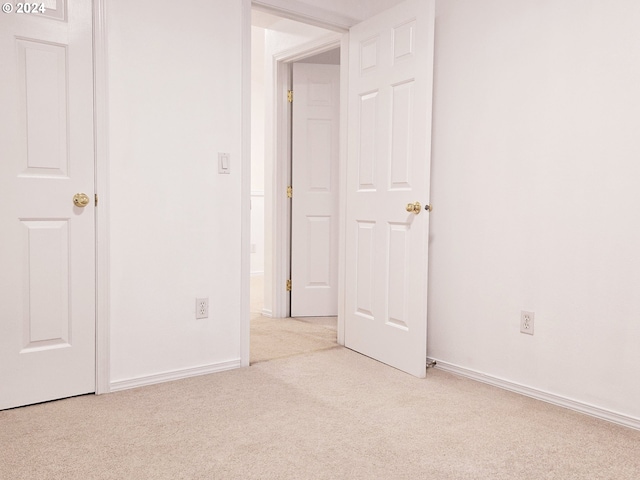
305, 0, 406, 23
252, 0, 407, 29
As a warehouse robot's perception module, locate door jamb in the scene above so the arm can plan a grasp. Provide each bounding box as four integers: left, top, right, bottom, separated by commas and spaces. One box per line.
241, 0, 252, 367
267, 32, 348, 345
272, 34, 341, 319
244, 3, 350, 365
93, 0, 110, 393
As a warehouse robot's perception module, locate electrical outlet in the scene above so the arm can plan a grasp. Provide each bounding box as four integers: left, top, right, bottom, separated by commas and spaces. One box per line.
196, 298, 209, 319
520, 310, 534, 335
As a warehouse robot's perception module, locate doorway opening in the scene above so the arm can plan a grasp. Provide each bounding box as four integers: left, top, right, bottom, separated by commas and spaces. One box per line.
244, 0, 435, 376
249, 9, 343, 364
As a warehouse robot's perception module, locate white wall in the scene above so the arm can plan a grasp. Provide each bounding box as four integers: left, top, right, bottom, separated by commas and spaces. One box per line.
251, 26, 266, 275
428, 0, 640, 420
297, 47, 340, 65
252, 27, 267, 194
107, 0, 244, 384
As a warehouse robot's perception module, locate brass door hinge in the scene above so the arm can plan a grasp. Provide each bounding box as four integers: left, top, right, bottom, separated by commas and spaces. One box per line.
286, 279, 292, 292
287, 90, 293, 103
286, 186, 293, 198
95, 194, 98, 207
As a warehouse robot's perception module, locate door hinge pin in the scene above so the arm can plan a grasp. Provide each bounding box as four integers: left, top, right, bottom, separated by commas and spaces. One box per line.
287, 186, 293, 199
286, 279, 292, 291
287, 90, 293, 103
95, 194, 98, 207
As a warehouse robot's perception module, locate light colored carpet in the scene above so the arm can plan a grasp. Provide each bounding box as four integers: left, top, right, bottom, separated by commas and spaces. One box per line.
250, 273, 338, 364
251, 315, 337, 364
1, 316, 639, 479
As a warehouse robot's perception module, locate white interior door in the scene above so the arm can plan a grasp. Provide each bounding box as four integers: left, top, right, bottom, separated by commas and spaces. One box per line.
291, 63, 340, 317
0, 1, 96, 409
344, 0, 435, 377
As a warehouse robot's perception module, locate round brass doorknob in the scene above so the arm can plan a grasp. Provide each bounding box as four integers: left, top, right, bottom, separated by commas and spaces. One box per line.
406, 201, 422, 214
73, 193, 90, 208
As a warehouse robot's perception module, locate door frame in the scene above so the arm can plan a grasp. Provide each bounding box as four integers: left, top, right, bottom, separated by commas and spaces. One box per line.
94, 0, 110, 393
245, 3, 349, 348
272, 34, 342, 320
271, 34, 347, 341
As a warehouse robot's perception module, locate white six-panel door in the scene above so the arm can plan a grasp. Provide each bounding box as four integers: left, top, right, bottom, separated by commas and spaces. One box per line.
0, 1, 96, 409
291, 63, 340, 317
344, 0, 435, 377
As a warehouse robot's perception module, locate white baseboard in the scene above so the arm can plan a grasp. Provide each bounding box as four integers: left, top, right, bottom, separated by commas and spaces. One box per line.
110, 359, 241, 392
429, 358, 640, 431
261, 308, 273, 317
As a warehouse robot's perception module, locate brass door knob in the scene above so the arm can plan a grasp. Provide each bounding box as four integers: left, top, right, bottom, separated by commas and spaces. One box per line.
73, 193, 90, 208
406, 201, 422, 214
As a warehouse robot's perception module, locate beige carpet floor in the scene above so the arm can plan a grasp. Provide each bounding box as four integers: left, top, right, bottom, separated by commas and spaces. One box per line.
251, 315, 337, 364
2, 305, 639, 478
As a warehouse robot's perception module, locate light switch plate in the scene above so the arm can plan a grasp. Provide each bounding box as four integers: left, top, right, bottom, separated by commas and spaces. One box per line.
218, 152, 230, 174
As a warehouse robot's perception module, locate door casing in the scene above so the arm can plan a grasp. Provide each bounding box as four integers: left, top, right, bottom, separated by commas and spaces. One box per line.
94, 0, 110, 393
257, 28, 348, 344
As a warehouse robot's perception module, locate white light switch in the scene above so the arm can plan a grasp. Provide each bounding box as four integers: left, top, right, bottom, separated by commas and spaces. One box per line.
218, 152, 230, 174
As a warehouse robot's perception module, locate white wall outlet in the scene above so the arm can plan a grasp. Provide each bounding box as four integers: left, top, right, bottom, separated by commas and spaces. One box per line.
196, 298, 209, 319
520, 310, 534, 335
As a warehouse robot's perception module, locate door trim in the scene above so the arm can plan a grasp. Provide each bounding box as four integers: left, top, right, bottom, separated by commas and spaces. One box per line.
265, 32, 348, 345
269, 34, 343, 320
241, 0, 252, 367
94, 0, 110, 394
243, 4, 350, 363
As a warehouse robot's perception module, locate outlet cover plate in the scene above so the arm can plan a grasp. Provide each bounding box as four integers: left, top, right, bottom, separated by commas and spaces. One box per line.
520, 310, 534, 335
196, 298, 209, 319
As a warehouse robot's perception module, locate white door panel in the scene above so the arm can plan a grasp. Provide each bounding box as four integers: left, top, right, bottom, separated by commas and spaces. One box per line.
344, 0, 435, 377
0, 1, 96, 409
291, 63, 340, 317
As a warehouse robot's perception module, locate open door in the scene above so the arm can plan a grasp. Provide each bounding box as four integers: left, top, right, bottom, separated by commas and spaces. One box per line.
291, 62, 340, 317
344, 0, 435, 377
